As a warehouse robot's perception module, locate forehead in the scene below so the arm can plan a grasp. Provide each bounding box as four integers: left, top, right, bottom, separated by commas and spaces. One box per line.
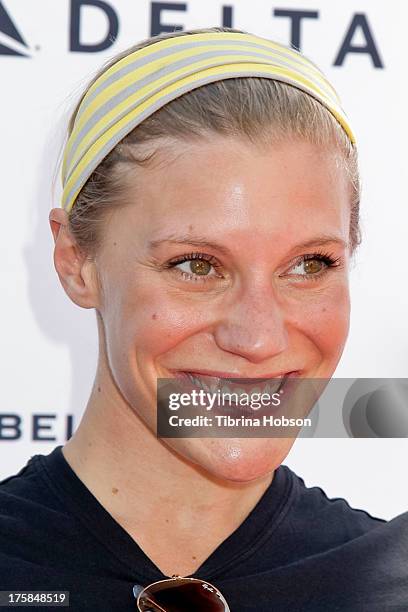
106, 135, 350, 253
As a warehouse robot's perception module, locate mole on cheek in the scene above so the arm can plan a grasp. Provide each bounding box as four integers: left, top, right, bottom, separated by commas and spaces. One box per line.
152, 313, 158, 320
112, 487, 119, 494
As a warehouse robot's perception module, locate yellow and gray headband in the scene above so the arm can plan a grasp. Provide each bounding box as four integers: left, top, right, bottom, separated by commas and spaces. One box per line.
61, 31, 355, 213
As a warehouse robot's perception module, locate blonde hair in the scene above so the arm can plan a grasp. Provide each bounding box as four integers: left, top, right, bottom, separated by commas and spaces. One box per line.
63, 26, 361, 258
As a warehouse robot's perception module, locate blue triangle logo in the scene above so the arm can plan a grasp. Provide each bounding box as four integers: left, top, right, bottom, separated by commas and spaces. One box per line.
0, 2, 29, 56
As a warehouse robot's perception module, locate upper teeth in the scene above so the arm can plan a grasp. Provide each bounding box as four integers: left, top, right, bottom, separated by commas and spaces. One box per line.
187, 374, 283, 396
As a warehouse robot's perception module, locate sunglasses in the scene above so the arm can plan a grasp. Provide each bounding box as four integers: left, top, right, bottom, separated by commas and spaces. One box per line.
133, 575, 231, 611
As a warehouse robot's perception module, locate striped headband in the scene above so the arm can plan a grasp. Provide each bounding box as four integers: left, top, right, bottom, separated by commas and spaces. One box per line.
61, 31, 355, 213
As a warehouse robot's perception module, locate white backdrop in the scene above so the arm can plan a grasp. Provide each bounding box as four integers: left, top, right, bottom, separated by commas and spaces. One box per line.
0, 0, 407, 520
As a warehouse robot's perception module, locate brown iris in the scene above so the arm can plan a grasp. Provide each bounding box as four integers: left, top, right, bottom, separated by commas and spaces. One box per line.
304, 259, 323, 274
190, 259, 211, 275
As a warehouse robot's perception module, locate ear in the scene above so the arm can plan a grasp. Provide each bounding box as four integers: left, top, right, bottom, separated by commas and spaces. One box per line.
49, 207, 100, 309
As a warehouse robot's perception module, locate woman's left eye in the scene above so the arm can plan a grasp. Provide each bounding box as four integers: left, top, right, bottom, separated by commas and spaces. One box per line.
290, 258, 325, 275
287, 254, 340, 278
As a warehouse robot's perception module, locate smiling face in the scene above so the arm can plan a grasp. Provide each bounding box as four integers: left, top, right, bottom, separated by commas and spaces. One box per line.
94, 135, 351, 482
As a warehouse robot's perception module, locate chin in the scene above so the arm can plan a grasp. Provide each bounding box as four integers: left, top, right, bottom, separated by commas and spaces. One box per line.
177, 437, 293, 483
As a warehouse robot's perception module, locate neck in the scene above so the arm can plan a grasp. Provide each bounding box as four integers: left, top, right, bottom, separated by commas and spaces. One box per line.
62, 361, 274, 576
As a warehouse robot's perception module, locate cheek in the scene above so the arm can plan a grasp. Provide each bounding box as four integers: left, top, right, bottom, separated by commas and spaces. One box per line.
106, 281, 205, 360
297, 283, 350, 357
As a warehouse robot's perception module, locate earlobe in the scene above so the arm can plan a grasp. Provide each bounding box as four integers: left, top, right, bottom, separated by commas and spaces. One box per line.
62, 266, 100, 310
56, 247, 100, 311
77, 258, 102, 310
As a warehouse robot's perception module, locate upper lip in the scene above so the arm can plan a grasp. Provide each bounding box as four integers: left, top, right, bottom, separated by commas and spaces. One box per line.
173, 369, 299, 384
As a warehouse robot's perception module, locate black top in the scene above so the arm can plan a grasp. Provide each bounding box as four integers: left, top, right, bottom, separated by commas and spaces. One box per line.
0, 445, 407, 611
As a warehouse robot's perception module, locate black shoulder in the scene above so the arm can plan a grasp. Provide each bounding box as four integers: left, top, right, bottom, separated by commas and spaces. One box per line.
282, 465, 387, 551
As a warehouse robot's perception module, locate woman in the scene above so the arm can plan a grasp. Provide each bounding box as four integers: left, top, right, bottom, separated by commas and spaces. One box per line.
1, 27, 407, 611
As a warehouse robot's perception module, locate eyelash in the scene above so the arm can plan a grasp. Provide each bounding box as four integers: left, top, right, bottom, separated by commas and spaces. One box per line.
164, 252, 222, 283
164, 251, 342, 283
295, 252, 342, 282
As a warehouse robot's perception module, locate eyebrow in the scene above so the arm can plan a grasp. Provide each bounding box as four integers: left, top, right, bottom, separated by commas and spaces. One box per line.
148, 233, 349, 255
149, 235, 231, 256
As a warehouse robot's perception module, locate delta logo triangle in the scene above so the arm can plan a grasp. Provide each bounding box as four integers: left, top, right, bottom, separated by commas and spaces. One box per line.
0, 1, 30, 57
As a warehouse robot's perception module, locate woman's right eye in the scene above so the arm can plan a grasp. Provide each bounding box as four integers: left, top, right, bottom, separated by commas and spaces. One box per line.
175, 258, 215, 277
166, 252, 223, 283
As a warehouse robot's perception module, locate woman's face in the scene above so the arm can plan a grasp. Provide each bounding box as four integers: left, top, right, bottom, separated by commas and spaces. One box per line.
95, 135, 351, 482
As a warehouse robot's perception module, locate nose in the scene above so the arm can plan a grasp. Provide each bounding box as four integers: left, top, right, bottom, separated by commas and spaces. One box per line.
213, 280, 289, 364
